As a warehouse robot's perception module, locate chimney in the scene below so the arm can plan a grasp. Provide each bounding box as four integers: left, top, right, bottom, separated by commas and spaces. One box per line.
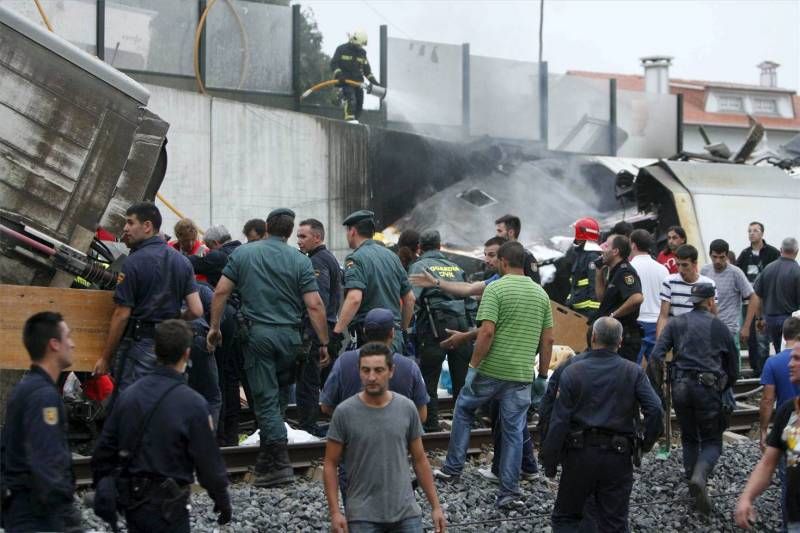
640, 56, 673, 94
757, 61, 779, 88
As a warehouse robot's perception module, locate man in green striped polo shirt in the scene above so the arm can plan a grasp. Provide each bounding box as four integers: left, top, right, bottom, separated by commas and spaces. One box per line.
434, 241, 554, 509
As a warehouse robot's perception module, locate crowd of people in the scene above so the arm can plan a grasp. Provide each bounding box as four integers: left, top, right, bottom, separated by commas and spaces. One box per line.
2, 200, 800, 532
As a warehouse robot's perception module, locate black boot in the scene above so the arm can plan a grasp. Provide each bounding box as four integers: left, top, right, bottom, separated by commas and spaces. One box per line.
254, 439, 271, 475
689, 461, 713, 514
254, 440, 294, 488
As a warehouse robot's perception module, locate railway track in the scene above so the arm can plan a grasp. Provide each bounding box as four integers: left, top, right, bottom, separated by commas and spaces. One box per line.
71, 406, 760, 487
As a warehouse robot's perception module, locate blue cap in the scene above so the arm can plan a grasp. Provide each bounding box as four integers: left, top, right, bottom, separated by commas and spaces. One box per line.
364, 308, 394, 330
689, 282, 716, 302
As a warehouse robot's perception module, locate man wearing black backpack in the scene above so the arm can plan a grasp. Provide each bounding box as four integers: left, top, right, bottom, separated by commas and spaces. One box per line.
91, 320, 231, 532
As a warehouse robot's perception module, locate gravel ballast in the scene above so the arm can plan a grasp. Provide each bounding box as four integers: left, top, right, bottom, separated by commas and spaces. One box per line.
76, 440, 783, 532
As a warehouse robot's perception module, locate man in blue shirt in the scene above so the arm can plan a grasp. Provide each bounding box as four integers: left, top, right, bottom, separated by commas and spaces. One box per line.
760, 317, 800, 450
320, 308, 429, 420
93, 202, 202, 392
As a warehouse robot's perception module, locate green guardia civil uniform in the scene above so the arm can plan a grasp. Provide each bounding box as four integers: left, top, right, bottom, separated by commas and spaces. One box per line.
222, 235, 319, 443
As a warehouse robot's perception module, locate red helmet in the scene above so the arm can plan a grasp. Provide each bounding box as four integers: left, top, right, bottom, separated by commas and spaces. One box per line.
572, 217, 601, 242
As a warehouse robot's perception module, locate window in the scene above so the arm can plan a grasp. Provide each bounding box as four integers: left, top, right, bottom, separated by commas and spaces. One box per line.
458, 188, 497, 208
717, 95, 744, 113
753, 98, 778, 115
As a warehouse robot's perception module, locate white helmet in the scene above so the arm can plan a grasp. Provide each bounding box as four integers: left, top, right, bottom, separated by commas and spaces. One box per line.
349, 29, 368, 47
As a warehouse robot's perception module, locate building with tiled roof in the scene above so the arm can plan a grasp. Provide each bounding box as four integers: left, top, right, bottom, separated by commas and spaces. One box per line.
569, 58, 800, 155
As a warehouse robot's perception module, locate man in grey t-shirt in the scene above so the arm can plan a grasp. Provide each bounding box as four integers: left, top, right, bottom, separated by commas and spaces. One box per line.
700, 239, 756, 348
323, 342, 446, 533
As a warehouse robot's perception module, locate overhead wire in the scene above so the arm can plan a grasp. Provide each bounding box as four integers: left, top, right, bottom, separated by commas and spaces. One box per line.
359, 0, 412, 39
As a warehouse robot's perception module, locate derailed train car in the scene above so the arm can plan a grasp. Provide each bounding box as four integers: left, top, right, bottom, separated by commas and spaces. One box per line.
0, 5, 168, 287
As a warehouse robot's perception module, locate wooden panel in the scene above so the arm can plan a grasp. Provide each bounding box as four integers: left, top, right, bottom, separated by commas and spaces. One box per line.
0, 284, 113, 371
551, 301, 589, 353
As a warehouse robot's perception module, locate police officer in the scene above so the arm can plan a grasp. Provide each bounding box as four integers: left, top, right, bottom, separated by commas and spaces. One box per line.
330, 29, 379, 122
541, 317, 663, 532
407, 229, 471, 431
207, 208, 330, 487
1, 312, 82, 532
295, 218, 342, 436
650, 283, 739, 514
93, 202, 202, 392
92, 320, 231, 532
593, 234, 644, 362
566, 217, 602, 316
333, 210, 415, 355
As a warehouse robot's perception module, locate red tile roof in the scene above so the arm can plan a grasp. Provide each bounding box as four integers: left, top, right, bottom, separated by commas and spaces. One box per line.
568, 70, 800, 131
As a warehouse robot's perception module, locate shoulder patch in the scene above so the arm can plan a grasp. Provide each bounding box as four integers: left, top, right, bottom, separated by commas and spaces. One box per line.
116, 272, 126, 284
624, 274, 635, 286
43, 407, 59, 426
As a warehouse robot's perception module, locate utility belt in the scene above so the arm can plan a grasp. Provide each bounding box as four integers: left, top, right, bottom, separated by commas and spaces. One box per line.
566, 428, 634, 456
418, 307, 465, 339
118, 475, 190, 517
671, 368, 728, 392
123, 319, 160, 341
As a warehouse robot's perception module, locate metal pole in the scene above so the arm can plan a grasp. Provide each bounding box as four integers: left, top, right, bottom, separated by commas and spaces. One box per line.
462, 43, 470, 138
539, 61, 548, 144
676, 93, 684, 154
292, 4, 301, 111
96, 0, 105, 60
609, 78, 618, 155
198, 0, 207, 88
380, 24, 388, 120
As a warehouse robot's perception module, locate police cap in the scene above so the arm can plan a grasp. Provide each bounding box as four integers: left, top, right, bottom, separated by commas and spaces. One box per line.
343, 210, 374, 227
268, 208, 295, 219
364, 308, 394, 330
419, 229, 441, 248
689, 282, 716, 302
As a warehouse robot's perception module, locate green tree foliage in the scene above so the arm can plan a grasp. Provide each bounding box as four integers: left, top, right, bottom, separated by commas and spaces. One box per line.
297, 6, 335, 105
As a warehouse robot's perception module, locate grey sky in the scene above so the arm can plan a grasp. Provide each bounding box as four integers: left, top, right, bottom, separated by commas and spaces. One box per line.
298, 0, 800, 91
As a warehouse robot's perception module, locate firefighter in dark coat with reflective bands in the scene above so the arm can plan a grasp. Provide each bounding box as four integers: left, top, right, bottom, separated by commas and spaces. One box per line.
593, 234, 644, 362
566, 217, 602, 316
330, 29, 378, 121
541, 317, 663, 532
1, 312, 82, 532
650, 282, 739, 515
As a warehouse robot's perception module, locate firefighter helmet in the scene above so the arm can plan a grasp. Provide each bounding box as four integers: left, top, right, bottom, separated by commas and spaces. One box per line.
572, 217, 601, 242
349, 29, 368, 46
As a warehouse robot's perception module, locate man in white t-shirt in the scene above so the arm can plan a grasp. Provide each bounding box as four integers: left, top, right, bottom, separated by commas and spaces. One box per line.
657, 244, 716, 338
630, 230, 669, 365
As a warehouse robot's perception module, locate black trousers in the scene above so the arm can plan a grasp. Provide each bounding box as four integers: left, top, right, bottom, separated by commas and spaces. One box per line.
216, 316, 255, 446
126, 498, 190, 533
3, 490, 77, 532
671, 378, 723, 478
552, 447, 633, 533
340, 85, 364, 120
617, 326, 642, 363
417, 315, 471, 431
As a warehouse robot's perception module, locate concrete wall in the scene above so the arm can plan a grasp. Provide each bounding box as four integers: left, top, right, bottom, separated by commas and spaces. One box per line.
146, 84, 369, 259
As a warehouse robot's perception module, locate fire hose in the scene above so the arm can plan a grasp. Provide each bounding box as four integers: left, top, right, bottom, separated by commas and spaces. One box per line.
300, 79, 387, 101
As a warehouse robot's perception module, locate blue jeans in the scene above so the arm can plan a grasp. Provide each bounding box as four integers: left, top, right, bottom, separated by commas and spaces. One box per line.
348, 515, 423, 533
442, 374, 531, 502
114, 337, 157, 392
636, 321, 657, 365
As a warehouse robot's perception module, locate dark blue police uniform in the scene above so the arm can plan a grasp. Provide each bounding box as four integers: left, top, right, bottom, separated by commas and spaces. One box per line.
541, 349, 662, 532
1, 366, 81, 532
113, 236, 197, 390
92, 366, 230, 532
650, 305, 738, 501
593, 261, 642, 362
188, 240, 241, 288
296, 244, 342, 434
187, 283, 222, 429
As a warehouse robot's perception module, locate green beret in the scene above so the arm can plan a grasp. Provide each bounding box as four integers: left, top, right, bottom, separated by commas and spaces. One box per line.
268, 208, 295, 219
342, 209, 375, 226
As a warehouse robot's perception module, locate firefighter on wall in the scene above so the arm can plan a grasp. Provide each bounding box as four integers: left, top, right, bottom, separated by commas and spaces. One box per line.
330, 29, 379, 122
566, 217, 602, 316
